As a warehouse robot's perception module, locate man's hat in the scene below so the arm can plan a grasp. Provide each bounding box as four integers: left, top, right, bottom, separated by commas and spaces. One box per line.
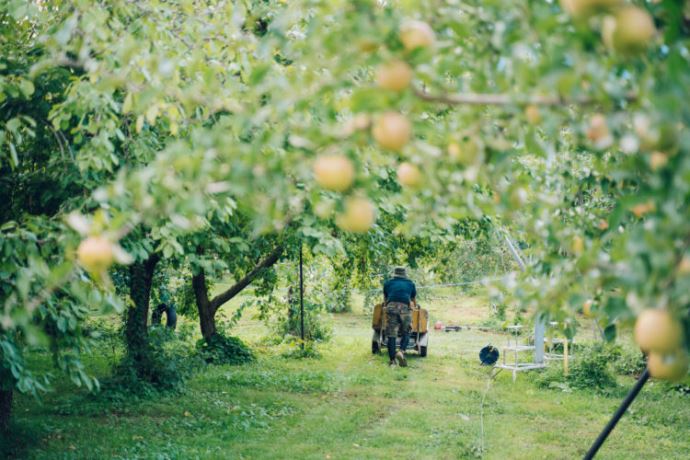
392, 266, 407, 278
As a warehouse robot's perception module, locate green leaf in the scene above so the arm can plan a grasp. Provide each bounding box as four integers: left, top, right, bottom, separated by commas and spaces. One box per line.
603, 324, 616, 343
18, 79, 34, 97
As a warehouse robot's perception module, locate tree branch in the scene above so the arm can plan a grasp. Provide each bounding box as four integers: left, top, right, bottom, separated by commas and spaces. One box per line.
209, 245, 284, 312
413, 86, 637, 107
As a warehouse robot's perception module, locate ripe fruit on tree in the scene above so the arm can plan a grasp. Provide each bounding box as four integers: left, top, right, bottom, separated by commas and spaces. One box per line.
634, 309, 684, 353
612, 6, 655, 54
77, 236, 114, 272
313, 154, 355, 192
525, 105, 541, 125
400, 20, 435, 51
586, 113, 610, 146
357, 39, 378, 53
352, 114, 370, 130
376, 60, 413, 91
601, 15, 616, 51
648, 349, 689, 382
638, 122, 679, 153
583, 299, 594, 318
571, 235, 584, 255
631, 201, 655, 218
447, 138, 482, 166
397, 162, 422, 188
372, 112, 411, 151
336, 197, 376, 233
510, 187, 528, 207
649, 151, 668, 171
678, 256, 690, 275
447, 142, 461, 159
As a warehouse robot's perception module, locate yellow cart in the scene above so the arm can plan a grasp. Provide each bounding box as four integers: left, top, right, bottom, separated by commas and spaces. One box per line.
371, 302, 430, 357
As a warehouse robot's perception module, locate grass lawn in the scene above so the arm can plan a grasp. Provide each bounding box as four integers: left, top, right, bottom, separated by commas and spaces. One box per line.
5, 290, 690, 459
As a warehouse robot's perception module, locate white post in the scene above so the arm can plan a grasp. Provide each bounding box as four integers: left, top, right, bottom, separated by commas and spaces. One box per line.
503, 232, 545, 365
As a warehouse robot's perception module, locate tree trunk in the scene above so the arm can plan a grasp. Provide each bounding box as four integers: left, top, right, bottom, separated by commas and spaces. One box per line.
0, 388, 12, 433
192, 245, 283, 342
124, 253, 159, 369
192, 269, 216, 341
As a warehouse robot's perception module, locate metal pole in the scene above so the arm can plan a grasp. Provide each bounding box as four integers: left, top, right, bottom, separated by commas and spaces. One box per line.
299, 242, 305, 349
583, 368, 650, 460
503, 231, 545, 364
503, 233, 526, 271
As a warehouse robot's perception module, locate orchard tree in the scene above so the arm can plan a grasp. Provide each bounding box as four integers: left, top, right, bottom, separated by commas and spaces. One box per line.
3, 0, 690, 431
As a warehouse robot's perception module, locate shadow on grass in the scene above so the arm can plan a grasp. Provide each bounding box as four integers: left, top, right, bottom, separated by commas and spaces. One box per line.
1, 420, 48, 459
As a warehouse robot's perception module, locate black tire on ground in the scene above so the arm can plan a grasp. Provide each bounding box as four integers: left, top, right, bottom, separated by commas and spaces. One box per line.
372, 340, 380, 354
420, 346, 427, 357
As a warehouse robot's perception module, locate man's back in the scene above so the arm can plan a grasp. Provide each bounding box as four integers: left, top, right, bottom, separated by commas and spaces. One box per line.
384, 277, 416, 305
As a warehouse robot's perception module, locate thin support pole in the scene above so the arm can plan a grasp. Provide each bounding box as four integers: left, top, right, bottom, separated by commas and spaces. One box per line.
503, 233, 526, 271
583, 368, 650, 460
299, 242, 305, 349
503, 230, 545, 364
563, 339, 569, 376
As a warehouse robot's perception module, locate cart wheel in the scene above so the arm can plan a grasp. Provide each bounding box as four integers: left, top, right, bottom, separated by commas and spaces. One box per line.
420, 346, 428, 357
372, 340, 380, 354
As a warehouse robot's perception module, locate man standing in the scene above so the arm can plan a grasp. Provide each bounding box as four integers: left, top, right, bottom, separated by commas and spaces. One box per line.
383, 266, 417, 367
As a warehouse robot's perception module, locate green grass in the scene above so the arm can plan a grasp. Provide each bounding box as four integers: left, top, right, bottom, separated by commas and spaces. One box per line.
6, 292, 690, 459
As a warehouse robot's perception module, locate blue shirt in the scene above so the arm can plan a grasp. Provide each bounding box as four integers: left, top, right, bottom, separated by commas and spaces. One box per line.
383, 277, 417, 305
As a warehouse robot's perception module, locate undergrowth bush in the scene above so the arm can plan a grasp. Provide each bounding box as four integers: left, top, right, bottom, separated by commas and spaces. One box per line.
107, 326, 202, 395
273, 298, 333, 343
280, 338, 321, 359
611, 346, 646, 376
197, 334, 254, 365
535, 343, 618, 393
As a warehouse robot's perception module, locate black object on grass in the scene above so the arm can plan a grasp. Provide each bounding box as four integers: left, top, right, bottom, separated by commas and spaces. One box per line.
479, 345, 499, 366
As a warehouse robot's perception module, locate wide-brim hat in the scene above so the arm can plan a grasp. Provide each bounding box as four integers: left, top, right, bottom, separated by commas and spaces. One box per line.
392, 266, 407, 278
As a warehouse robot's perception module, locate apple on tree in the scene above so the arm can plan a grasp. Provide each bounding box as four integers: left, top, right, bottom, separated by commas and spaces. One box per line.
634, 309, 684, 354
336, 196, 376, 233
611, 6, 655, 54
525, 105, 541, 125
586, 113, 612, 149
399, 20, 435, 51
446, 138, 483, 166
396, 162, 422, 189
582, 299, 594, 318
375, 60, 413, 92
77, 236, 114, 273
678, 256, 690, 275
372, 112, 411, 151
647, 349, 689, 382
313, 154, 355, 192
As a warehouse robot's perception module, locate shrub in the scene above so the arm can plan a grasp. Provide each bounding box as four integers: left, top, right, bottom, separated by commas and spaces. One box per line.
274, 299, 333, 343
611, 346, 646, 376
535, 343, 618, 393
325, 287, 351, 313
197, 334, 254, 365
280, 339, 322, 359
568, 346, 618, 390
108, 326, 202, 394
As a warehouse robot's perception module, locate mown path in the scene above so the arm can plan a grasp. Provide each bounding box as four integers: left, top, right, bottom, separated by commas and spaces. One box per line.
10, 306, 690, 459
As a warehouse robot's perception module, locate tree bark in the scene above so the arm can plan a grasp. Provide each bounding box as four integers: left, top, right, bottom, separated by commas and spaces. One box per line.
124, 253, 159, 368
193, 245, 283, 341
192, 269, 216, 341
0, 388, 12, 433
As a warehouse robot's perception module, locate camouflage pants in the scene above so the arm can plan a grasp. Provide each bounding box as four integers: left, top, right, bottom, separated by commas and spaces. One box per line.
385, 302, 412, 338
